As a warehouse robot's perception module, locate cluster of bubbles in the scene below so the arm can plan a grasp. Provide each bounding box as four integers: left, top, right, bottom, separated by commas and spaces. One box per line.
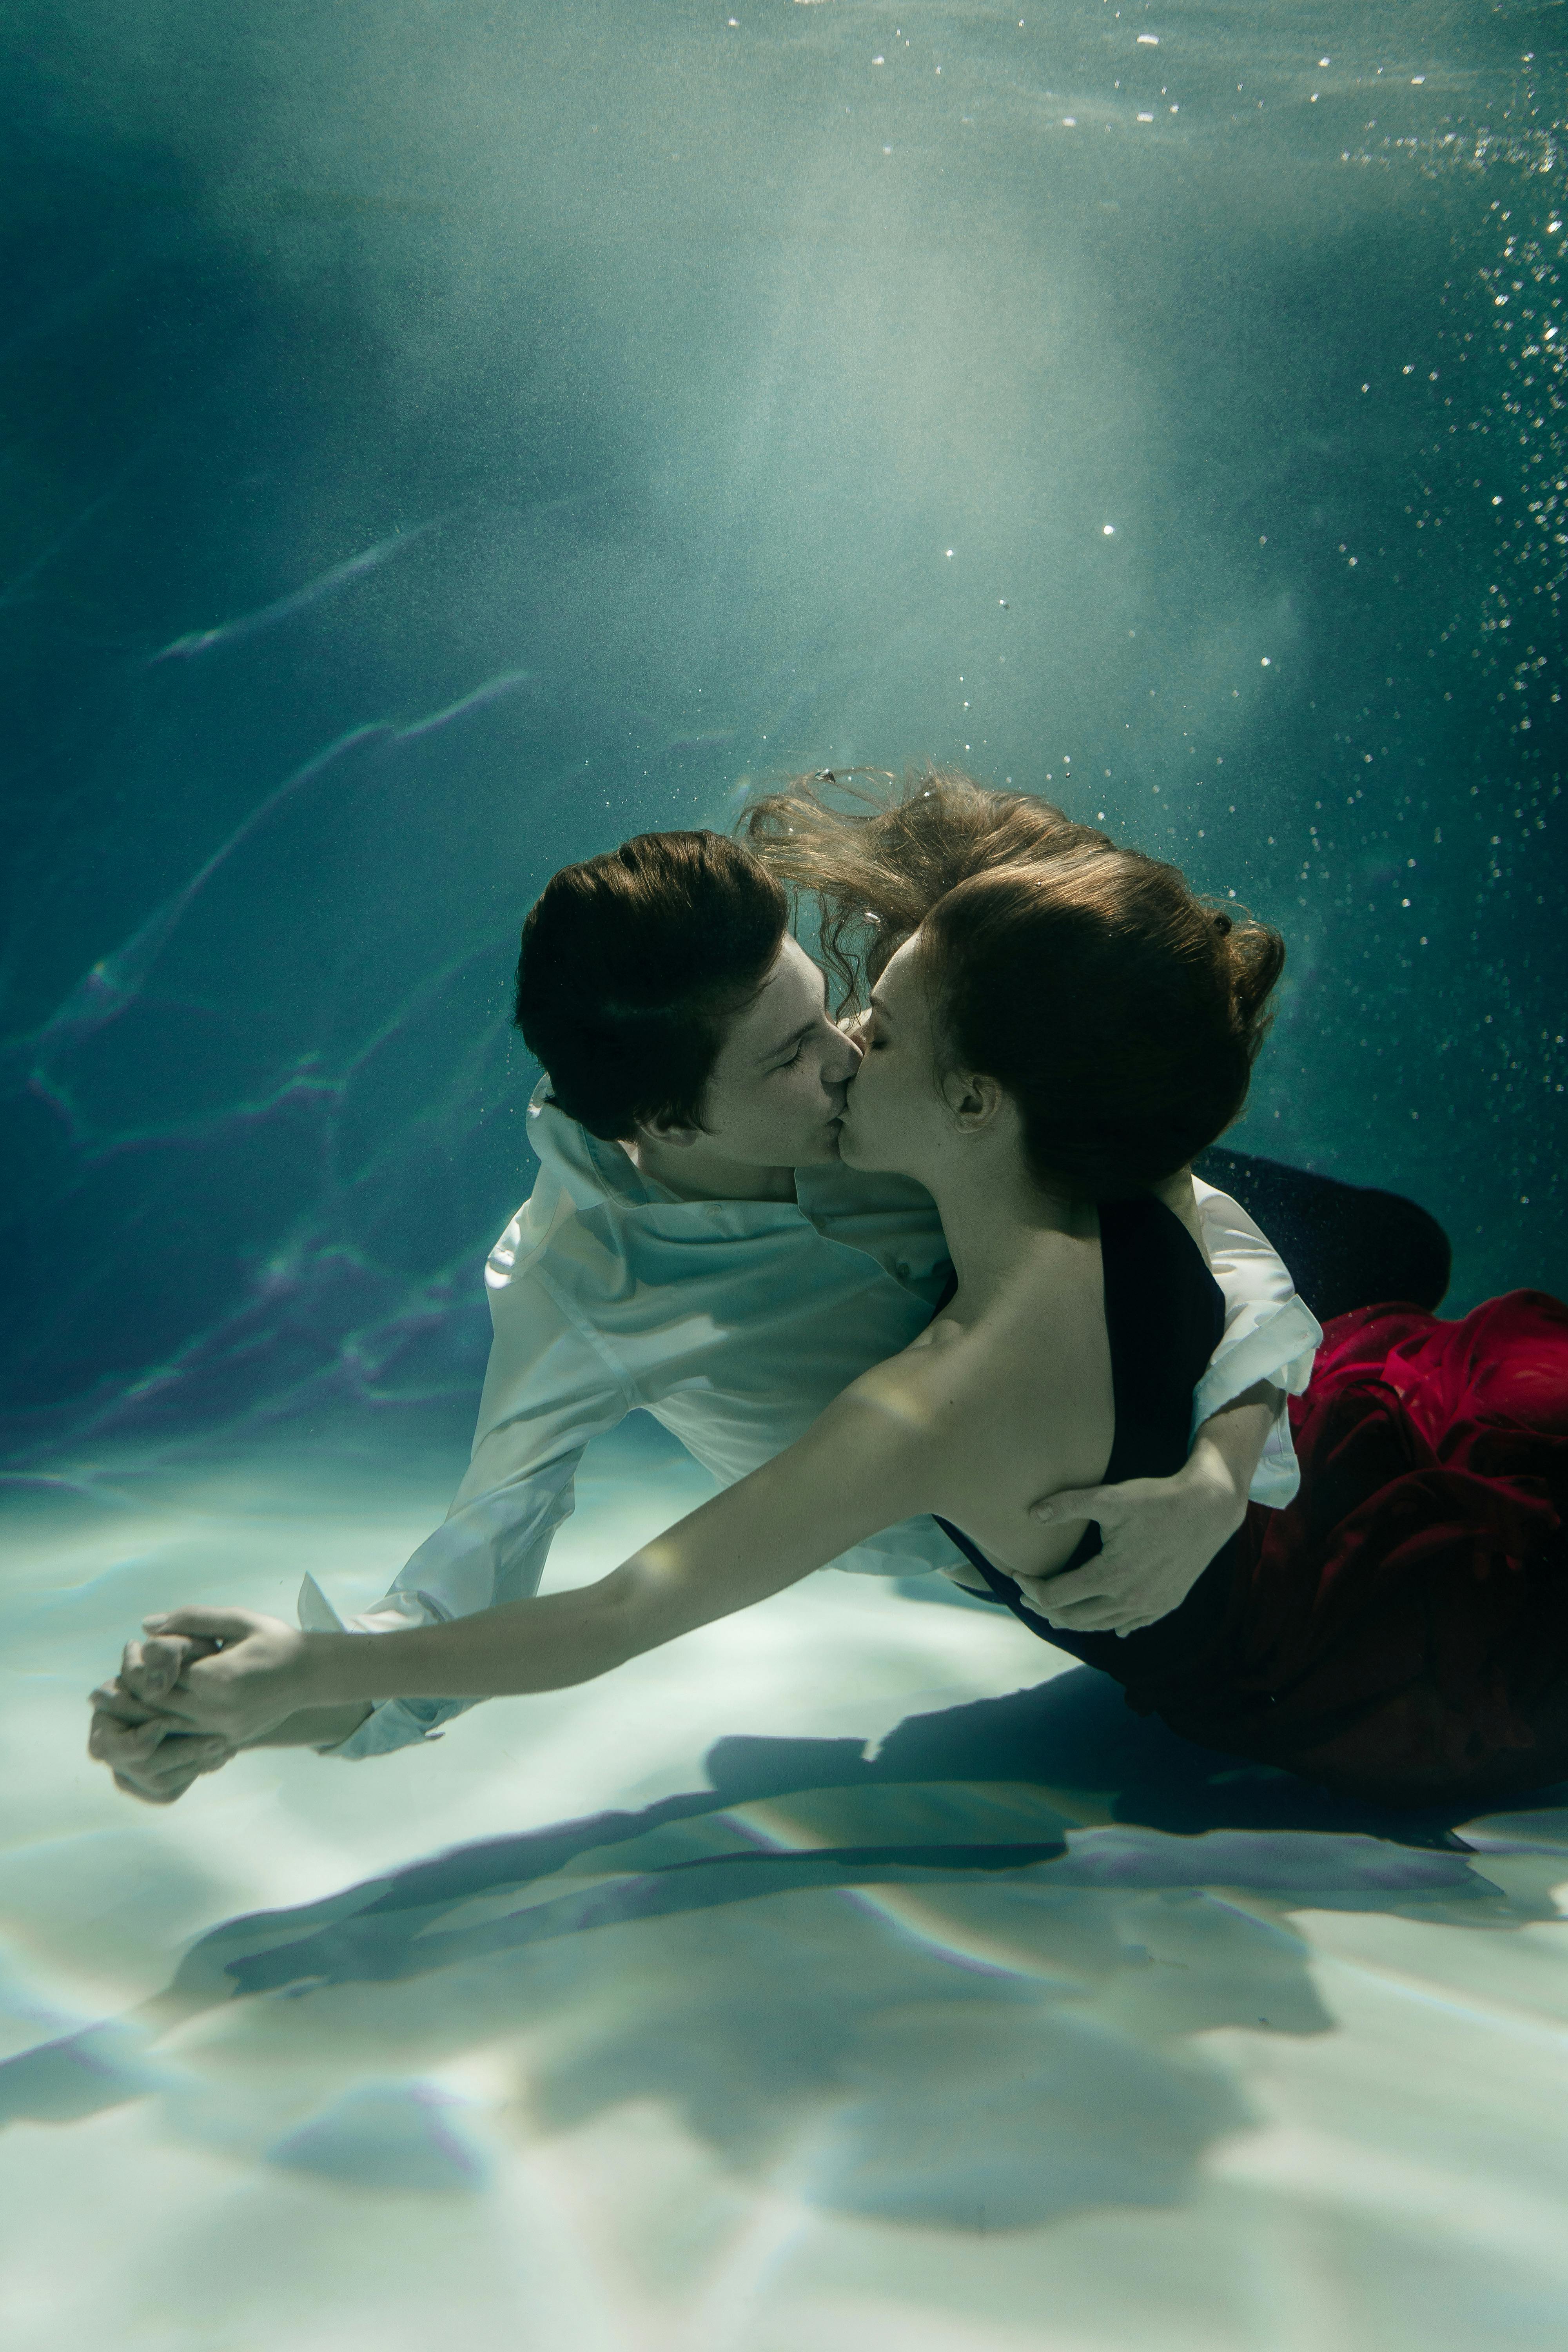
1462, 187, 1564, 1202
1276, 25, 1564, 1253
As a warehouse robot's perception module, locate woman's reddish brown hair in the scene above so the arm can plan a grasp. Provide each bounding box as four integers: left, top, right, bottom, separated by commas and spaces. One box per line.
923, 846, 1285, 1195
739, 766, 1109, 1013
742, 768, 1283, 1195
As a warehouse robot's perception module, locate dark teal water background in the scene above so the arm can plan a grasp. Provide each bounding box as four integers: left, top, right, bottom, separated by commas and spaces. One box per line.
2, 1, 1563, 1463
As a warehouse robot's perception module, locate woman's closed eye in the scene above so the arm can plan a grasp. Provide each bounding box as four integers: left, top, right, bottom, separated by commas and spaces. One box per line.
862, 996, 891, 1051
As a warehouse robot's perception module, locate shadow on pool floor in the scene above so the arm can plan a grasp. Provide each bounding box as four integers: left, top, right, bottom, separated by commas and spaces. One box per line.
4, 1668, 1564, 2232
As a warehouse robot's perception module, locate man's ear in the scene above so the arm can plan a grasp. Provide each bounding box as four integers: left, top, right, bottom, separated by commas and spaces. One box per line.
632, 1109, 702, 1151
940, 1067, 1009, 1134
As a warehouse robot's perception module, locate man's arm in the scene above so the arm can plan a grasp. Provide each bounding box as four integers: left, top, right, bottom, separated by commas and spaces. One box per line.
92, 1257, 630, 1793
1021, 1378, 1281, 1634
319, 1279, 628, 1759
1010, 1180, 1319, 1636
1191, 1178, 1322, 1500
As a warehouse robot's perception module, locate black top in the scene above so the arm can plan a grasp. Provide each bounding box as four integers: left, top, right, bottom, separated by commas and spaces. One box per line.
933, 1194, 1241, 1698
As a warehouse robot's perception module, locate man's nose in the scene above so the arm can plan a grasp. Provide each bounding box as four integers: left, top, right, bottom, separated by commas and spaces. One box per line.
828, 1026, 863, 1085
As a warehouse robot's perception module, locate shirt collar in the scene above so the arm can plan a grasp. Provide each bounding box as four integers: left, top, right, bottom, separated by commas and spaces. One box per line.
526, 1080, 671, 1209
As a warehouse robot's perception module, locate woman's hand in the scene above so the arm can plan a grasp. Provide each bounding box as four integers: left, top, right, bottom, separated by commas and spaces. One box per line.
131, 1607, 316, 1746
88, 1669, 235, 1804
86, 1632, 232, 1803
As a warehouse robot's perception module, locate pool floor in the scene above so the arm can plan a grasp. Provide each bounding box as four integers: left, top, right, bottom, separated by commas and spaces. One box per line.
3, 1441, 1566, 2351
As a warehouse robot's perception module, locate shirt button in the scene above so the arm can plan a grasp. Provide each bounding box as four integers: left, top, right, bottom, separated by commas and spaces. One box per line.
895, 1261, 911, 1280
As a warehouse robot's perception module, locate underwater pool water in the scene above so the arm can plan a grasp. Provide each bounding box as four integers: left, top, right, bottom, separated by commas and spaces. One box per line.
2, 3, 1566, 2346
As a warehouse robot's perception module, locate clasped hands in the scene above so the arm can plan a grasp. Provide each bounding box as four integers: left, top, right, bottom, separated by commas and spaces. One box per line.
88, 1609, 314, 1805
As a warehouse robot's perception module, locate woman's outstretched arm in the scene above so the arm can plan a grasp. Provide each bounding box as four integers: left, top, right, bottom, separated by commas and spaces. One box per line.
131, 1376, 933, 1748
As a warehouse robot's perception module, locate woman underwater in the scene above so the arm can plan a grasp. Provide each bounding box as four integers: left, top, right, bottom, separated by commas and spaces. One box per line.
120, 784, 1568, 1811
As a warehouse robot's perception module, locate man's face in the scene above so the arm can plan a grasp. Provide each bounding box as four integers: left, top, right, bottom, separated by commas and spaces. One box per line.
697, 935, 862, 1166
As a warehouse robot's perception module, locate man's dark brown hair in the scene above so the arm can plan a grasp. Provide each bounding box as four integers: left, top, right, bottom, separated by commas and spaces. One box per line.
514, 831, 788, 1141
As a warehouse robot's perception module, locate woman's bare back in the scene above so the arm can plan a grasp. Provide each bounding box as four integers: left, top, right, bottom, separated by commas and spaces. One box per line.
849, 1225, 1115, 1582
848, 1176, 1209, 1585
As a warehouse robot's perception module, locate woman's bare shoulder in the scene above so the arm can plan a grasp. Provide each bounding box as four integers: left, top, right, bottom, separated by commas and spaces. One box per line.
840, 1321, 962, 1418
838, 1234, 1106, 1457
842, 1315, 1005, 1452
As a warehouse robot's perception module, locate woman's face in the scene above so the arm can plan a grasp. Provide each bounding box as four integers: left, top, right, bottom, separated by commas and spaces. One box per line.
835, 932, 951, 1177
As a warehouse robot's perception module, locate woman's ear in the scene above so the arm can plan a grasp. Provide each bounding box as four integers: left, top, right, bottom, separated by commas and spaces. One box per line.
940, 1068, 1009, 1134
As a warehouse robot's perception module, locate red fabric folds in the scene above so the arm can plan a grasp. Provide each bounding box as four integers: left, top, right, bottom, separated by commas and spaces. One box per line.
1161, 1291, 1568, 1808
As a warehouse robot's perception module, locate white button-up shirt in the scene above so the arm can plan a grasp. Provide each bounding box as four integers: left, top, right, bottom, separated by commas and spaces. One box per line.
314, 1082, 1320, 1758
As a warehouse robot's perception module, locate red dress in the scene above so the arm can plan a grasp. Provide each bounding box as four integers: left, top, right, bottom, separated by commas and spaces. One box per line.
938, 1200, 1568, 1811
1167, 1293, 1568, 1807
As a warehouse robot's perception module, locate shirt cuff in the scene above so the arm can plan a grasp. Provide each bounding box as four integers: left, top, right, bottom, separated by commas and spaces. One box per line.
296, 1575, 475, 1761
1191, 1294, 1322, 1428
1249, 1408, 1303, 1509
323, 1694, 464, 1760
1189, 1296, 1320, 1512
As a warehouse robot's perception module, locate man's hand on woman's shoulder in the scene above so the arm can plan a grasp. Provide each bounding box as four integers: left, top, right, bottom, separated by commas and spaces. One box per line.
1019, 1382, 1280, 1636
